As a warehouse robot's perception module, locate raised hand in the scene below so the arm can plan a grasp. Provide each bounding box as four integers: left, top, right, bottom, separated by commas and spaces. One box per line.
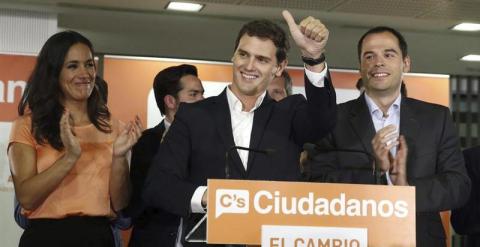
371, 125, 409, 185
59, 110, 81, 160
113, 115, 143, 158
390, 135, 409, 185
282, 10, 329, 60
371, 124, 399, 173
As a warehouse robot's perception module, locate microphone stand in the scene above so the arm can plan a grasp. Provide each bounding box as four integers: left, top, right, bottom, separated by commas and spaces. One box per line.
312, 146, 383, 185
225, 145, 276, 179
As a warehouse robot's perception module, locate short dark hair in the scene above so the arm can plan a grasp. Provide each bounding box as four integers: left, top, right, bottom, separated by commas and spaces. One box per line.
153, 64, 198, 115
280, 70, 293, 96
357, 26, 408, 61
234, 19, 290, 64
19, 30, 111, 150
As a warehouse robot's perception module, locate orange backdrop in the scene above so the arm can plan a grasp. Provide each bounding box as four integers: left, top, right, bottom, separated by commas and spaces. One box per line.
103, 57, 449, 126
1, 54, 451, 247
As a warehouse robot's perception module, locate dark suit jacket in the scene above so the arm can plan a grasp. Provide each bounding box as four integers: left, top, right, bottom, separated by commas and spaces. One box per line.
126, 122, 180, 247
307, 94, 471, 247
143, 74, 336, 246
451, 146, 480, 247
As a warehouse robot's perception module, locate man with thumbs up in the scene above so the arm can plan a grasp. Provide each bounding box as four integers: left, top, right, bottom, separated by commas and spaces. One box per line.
143, 11, 336, 246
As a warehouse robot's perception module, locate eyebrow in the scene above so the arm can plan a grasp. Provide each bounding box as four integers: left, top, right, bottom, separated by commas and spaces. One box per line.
362, 48, 399, 56
65, 59, 94, 64
384, 48, 399, 54
255, 55, 271, 62
237, 48, 248, 54
238, 48, 271, 62
362, 51, 374, 57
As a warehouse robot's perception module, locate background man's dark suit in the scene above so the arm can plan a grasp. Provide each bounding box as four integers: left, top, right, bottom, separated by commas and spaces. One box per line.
142, 75, 336, 246
126, 121, 180, 247
451, 146, 480, 247
307, 94, 470, 247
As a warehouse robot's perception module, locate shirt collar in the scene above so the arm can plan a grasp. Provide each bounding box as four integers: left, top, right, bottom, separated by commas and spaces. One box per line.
364, 93, 401, 119
164, 118, 172, 131
226, 86, 266, 113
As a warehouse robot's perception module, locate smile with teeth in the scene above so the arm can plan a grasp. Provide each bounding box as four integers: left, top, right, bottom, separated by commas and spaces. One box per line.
371, 72, 389, 78
241, 72, 259, 80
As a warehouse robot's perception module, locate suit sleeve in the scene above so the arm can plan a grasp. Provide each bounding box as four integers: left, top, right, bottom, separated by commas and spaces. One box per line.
142, 107, 197, 217
124, 131, 154, 219
410, 108, 471, 212
292, 71, 336, 145
451, 147, 480, 235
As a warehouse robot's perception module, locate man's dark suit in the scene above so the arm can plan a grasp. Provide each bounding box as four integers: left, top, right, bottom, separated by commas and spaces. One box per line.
307, 94, 471, 247
126, 122, 180, 247
451, 146, 480, 247
142, 74, 336, 246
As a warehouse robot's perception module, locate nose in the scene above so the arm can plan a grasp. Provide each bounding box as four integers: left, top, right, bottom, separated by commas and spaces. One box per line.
374, 56, 385, 67
245, 58, 255, 70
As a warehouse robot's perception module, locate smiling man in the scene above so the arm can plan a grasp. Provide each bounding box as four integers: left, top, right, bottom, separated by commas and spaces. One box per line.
142, 10, 336, 246
307, 26, 470, 247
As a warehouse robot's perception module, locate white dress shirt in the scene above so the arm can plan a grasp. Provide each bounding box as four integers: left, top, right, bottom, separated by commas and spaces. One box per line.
364, 93, 402, 185
227, 87, 265, 168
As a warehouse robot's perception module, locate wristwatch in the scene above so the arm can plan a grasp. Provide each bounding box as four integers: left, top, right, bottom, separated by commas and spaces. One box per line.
301, 53, 326, 66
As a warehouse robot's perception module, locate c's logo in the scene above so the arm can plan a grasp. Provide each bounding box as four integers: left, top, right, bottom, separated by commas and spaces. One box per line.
215, 189, 249, 218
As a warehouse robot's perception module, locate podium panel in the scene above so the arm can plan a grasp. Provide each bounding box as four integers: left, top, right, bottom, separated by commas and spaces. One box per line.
207, 179, 415, 247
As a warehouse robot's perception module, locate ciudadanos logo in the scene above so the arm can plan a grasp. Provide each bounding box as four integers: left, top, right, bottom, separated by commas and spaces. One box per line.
215, 189, 250, 218
215, 189, 409, 219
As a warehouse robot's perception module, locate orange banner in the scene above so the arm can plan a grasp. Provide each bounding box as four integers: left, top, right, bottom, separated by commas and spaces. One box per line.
0, 54, 36, 122
207, 179, 416, 247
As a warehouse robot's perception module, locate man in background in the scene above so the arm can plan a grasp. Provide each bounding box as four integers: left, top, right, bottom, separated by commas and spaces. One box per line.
451, 146, 480, 247
267, 70, 292, 101
126, 64, 204, 247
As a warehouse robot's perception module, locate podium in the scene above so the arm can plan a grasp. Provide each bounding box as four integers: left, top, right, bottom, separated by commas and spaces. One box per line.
203, 179, 416, 247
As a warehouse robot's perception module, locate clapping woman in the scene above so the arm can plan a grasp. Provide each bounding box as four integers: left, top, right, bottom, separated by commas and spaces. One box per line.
8, 31, 141, 247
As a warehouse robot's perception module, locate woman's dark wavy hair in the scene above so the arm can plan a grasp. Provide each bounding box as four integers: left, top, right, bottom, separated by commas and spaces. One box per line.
18, 30, 111, 150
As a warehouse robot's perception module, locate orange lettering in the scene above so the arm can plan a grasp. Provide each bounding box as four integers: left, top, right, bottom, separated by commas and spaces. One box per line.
332, 239, 342, 247
220, 194, 232, 207
350, 239, 360, 247
306, 238, 315, 247
237, 197, 245, 207
318, 238, 330, 247
294, 238, 304, 247
269, 237, 284, 247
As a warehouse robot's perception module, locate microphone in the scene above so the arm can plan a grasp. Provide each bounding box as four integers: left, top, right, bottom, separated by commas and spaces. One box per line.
225, 146, 276, 179
184, 146, 276, 243
307, 143, 383, 185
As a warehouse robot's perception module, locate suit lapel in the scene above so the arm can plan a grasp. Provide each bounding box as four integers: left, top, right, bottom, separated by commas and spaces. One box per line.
399, 97, 420, 180
210, 89, 247, 177
348, 95, 377, 156
246, 94, 274, 175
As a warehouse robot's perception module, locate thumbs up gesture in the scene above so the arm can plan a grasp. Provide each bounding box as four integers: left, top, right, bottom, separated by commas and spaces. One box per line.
282, 10, 328, 62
